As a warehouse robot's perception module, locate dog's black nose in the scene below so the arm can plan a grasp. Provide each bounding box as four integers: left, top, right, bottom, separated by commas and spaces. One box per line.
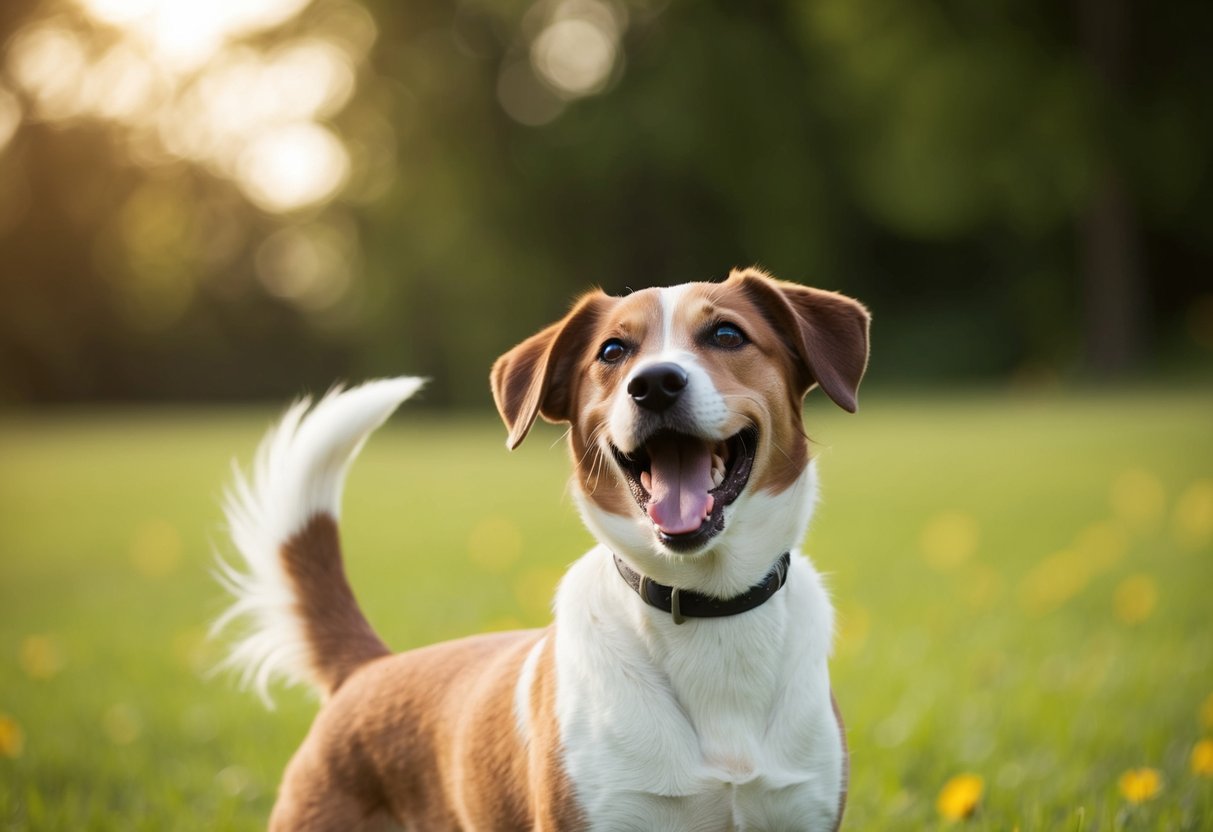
627, 362, 688, 412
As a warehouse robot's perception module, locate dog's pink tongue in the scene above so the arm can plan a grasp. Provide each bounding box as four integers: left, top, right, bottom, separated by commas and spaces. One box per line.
645, 434, 715, 535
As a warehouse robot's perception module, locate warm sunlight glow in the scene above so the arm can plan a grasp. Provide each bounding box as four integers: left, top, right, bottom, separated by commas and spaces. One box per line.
76, 0, 314, 72
267, 40, 356, 120
531, 18, 616, 97
6, 0, 374, 213
82, 44, 162, 122
0, 86, 20, 154
504, 0, 626, 121
156, 40, 355, 174
254, 221, 354, 308
6, 25, 88, 119
236, 122, 350, 213
76, 0, 160, 25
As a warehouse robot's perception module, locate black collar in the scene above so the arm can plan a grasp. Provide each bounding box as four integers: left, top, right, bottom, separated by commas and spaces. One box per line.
612, 552, 792, 625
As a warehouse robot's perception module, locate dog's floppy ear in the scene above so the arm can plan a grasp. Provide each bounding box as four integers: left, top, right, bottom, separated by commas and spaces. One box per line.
729, 268, 871, 412
491, 291, 612, 449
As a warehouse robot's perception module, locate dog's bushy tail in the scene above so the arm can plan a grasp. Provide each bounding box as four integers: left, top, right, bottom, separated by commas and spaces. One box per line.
213, 377, 424, 705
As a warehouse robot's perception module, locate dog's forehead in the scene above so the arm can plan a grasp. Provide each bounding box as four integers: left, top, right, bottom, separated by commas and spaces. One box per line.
602, 288, 662, 336
604, 282, 747, 343
665, 283, 743, 336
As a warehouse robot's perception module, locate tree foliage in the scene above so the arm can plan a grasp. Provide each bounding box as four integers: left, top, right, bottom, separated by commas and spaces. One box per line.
0, 0, 1209, 404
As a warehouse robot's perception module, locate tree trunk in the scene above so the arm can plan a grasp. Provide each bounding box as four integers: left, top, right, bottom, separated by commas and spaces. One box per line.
1075, 0, 1148, 376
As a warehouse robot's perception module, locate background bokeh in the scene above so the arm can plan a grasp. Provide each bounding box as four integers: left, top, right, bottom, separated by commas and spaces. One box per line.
1, 0, 1212, 830
0, 0, 1210, 405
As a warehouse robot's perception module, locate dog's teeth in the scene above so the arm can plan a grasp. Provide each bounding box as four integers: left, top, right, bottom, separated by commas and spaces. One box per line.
710, 454, 725, 487
640, 470, 652, 492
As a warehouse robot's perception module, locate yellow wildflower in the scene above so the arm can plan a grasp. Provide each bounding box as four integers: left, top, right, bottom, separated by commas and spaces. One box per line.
1019, 549, 1091, 614
1113, 574, 1158, 624
0, 714, 25, 758
19, 634, 65, 679
1118, 768, 1162, 803
937, 773, 984, 821
129, 518, 183, 577
920, 511, 979, 571
1192, 739, 1213, 777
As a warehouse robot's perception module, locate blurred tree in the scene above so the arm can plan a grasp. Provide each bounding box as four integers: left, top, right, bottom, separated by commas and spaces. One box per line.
0, 0, 1209, 405
1075, 0, 1144, 376
792, 0, 1211, 377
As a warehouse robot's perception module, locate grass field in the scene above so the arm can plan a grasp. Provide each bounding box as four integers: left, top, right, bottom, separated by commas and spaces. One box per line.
2, 389, 1212, 830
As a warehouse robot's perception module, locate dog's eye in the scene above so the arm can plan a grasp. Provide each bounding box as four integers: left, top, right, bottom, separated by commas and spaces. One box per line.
712, 323, 746, 349
599, 339, 628, 364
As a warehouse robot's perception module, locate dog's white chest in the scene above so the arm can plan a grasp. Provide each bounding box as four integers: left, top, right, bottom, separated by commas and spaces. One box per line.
551, 548, 844, 832
591, 778, 840, 832
561, 708, 845, 832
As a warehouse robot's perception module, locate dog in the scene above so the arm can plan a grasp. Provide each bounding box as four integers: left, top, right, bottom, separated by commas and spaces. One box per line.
215, 267, 870, 830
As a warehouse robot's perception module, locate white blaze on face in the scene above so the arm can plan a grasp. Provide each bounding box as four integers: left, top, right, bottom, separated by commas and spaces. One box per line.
601, 284, 737, 536
605, 284, 729, 454
659, 283, 689, 352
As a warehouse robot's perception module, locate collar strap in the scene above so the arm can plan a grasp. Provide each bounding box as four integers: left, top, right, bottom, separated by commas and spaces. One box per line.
612, 552, 791, 625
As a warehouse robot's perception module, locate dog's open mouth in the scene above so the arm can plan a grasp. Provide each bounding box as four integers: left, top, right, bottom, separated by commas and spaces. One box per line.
611, 427, 758, 552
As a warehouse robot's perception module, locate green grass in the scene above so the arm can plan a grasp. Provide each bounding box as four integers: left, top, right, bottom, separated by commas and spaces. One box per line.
1, 389, 1211, 830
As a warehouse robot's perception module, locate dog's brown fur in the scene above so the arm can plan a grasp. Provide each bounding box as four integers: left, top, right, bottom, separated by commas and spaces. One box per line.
268, 519, 581, 831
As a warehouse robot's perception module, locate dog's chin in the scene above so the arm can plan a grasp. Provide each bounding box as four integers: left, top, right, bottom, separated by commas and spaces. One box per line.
610, 426, 758, 555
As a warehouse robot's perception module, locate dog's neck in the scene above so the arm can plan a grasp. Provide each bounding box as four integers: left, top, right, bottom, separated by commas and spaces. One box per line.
612, 550, 791, 624
575, 461, 820, 598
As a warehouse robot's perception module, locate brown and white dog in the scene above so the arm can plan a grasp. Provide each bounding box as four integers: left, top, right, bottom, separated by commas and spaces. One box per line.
215, 267, 870, 830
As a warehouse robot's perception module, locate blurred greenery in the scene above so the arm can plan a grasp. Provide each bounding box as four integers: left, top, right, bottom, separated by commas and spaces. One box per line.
1, 390, 1211, 828
0, 0, 1211, 405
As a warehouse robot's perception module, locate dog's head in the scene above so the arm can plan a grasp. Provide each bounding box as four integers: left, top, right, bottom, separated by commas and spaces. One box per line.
491, 268, 870, 594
